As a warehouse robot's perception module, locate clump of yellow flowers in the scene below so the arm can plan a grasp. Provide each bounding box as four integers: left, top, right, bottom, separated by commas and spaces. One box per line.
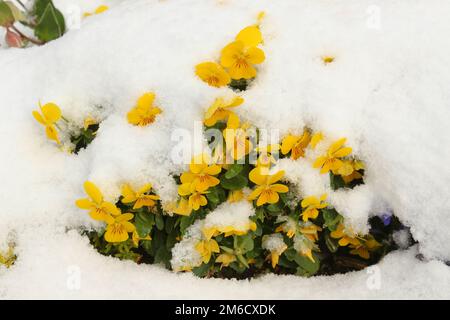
195, 13, 266, 89
73, 12, 405, 278
32, 101, 100, 153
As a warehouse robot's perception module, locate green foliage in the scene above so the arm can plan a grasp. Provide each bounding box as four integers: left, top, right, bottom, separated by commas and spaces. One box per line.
70, 124, 99, 154
33, 0, 66, 42
0, 1, 14, 27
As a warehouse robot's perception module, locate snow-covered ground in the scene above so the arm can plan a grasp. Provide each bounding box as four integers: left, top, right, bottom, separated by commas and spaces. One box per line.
1, 0, 450, 299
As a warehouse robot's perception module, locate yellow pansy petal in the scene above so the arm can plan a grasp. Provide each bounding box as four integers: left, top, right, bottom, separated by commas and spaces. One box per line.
75, 199, 93, 209
121, 184, 136, 203
95, 5, 108, 14
32, 111, 46, 125
310, 132, 324, 149
178, 183, 193, 196
313, 156, 327, 169
301, 196, 319, 208
246, 46, 265, 64
137, 93, 155, 109
236, 26, 263, 47
116, 213, 134, 222
45, 125, 60, 144
209, 239, 220, 253
249, 167, 266, 185
271, 184, 288, 193
102, 202, 121, 216
137, 183, 152, 195
329, 138, 347, 154
268, 170, 285, 184
84, 181, 103, 204
248, 185, 264, 200
226, 112, 240, 130
104, 225, 129, 243
281, 135, 298, 155
122, 221, 136, 233
41, 103, 61, 123
227, 96, 244, 108
333, 147, 352, 158
266, 190, 280, 204
204, 164, 221, 176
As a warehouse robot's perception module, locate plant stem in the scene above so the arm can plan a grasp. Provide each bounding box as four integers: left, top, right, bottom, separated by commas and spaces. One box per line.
16, 0, 28, 13
10, 25, 44, 45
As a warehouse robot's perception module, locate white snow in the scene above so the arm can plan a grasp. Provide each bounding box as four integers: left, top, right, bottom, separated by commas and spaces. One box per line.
0, 0, 450, 298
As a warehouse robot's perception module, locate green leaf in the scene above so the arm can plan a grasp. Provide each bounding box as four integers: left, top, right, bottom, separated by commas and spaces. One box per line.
155, 213, 164, 231
235, 234, 254, 253
220, 174, 248, 190
325, 232, 339, 253
206, 187, 220, 205
134, 211, 154, 237
33, 0, 65, 42
140, 239, 152, 254
236, 254, 249, 268
294, 254, 320, 276
322, 208, 342, 231
192, 262, 211, 277
180, 214, 195, 234
0, 1, 14, 27
225, 163, 243, 179
154, 246, 171, 266
330, 171, 345, 190
255, 207, 265, 222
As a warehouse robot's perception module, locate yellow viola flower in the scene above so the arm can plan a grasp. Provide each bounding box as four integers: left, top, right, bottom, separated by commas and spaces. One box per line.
322, 56, 335, 64
262, 234, 288, 269
300, 194, 328, 222
248, 167, 289, 206
280, 131, 311, 160
75, 181, 121, 222
204, 96, 244, 127
223, 115, 253, 160
32, 102, 62, 145
195, 62, 231, 87
228, 189, 244, 203
330, 223, 361, 247
195, 239, 220, 264
0, 245, 16, 268
299, 222, 322, 242
127, 92, 162, 126
104, 213, 136, 243
310, 132, 324, 149
335, 159, 364, 184
121, 183, 160, 209
313, 138, 352, 174
349, 236, 381, 259
131, 230, 151, 247
83, 5, 109, 18
187, 191, 208, 211
220, 41, 265, 80
216, 253, 236, 268
178, 153, 221, 193
255, 144, 280, 167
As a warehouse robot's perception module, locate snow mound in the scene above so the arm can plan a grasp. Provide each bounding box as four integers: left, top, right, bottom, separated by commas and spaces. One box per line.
1, 0, 450, 298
